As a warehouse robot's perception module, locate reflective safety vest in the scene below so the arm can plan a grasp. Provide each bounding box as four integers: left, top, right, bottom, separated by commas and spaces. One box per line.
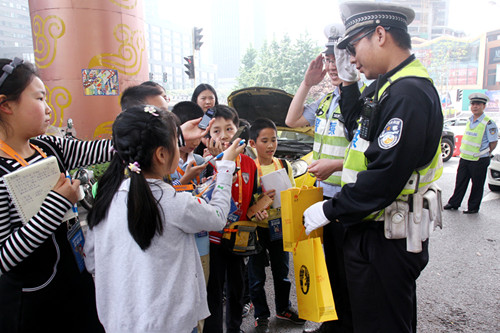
459, 115, 491, 161
341, 59, 444, 221
313, 92, 347, 185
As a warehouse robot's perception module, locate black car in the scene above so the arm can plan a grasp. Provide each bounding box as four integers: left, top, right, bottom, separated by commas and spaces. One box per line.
441, 129, 455, 162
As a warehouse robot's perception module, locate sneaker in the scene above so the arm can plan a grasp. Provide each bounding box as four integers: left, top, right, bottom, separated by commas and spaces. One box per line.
276, 308, 306, 325
254, 317, 270, 333
242, 302, 253, 318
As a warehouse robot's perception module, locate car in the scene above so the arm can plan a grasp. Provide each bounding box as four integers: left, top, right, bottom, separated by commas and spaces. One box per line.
487, 154, 500, 192
441, 129, 455, 162
227, 87, 316, 187
444, 115, 468, 157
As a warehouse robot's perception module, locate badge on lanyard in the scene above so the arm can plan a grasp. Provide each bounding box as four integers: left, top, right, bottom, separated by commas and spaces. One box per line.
268, 217, 283, 241
67, 219, 86, 273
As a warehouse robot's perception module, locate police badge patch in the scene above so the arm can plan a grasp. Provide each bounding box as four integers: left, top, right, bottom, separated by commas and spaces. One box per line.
378, 118, 403, 150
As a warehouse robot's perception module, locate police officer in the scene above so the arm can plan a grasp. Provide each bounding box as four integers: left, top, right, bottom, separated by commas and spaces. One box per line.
444, 93, 498, 214
303, 2, 443, 332
286, 23, 361, 333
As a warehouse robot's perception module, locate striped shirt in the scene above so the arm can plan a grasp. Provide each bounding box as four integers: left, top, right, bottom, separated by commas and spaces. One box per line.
0, 135, 112, 275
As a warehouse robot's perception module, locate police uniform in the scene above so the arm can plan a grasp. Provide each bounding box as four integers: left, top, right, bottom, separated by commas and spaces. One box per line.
301, 26, 356, 333
445, 93, 498, 213
307, 2, 444, 332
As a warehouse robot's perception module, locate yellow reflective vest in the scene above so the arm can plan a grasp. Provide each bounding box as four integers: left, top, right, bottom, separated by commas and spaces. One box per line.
341, 59, 443, 221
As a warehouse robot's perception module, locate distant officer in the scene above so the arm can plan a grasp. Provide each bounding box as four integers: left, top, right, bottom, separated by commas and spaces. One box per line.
287, 23, 360, 333
444, 93, 498, 214
303, 2, 443, 332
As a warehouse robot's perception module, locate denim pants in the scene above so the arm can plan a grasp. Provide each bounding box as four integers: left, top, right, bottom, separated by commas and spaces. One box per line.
248, 226, 291, 319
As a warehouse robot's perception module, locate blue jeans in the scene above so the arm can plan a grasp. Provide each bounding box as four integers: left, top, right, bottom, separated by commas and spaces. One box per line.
248, 226, 291, 319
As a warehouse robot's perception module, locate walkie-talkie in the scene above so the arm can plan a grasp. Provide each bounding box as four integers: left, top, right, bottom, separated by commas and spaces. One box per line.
360, 75, 382, 141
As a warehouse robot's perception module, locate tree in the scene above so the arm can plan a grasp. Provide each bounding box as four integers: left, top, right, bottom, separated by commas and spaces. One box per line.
236, 33, 321, 94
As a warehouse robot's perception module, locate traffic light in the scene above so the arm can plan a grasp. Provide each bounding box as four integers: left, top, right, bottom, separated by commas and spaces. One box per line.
193, 27, 203, 50
184, 56, 194, 79
162, 72, 168, 83
456, 89, 463, 102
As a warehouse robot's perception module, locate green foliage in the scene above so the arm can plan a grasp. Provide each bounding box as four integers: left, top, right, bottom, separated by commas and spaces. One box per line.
86, 163, 110, 181
236, 33, 321, 94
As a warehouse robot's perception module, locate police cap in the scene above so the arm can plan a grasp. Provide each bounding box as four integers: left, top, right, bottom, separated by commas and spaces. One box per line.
323, 23, 345, 55
469, 92, 489, 104
337, 1, 415, 49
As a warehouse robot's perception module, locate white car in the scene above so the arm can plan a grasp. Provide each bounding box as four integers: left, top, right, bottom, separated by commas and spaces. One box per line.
487, 154, 500, 192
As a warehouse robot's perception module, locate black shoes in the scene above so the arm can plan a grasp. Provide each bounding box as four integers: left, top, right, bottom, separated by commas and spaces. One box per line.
254, 317, 269, 333
463, 209, 479, 214
443, 203, 458, 210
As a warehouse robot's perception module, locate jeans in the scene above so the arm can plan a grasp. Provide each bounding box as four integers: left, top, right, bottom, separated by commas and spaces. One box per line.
248, 226, 291, 319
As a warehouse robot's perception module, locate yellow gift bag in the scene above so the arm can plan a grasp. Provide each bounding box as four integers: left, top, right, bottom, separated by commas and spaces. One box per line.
281, 186, 323, 252
293, 237, 337, 322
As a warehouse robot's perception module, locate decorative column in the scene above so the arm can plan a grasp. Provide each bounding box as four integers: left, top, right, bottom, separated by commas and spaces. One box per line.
28, 0, 148, 139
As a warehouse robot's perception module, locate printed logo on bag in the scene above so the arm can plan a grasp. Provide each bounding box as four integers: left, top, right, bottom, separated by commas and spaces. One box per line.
378, 118, 403, 150
242, 172, 250, 184
299, 265, 310, 295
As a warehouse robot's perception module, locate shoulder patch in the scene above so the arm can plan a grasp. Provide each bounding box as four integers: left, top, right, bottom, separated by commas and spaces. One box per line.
378, 118, 403, 150
490, 127, 497, 136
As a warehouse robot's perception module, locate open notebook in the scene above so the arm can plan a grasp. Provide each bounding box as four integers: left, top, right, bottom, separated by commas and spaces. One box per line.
3, 156, 76, 224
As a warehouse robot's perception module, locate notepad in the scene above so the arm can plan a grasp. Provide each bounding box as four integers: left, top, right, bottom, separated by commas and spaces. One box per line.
260, 168, 293, 208
3, 156, 76, 224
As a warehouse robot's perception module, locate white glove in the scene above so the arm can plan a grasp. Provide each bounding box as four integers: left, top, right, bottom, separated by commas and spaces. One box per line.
303, 200, 330, 235
334, 44, 358, 82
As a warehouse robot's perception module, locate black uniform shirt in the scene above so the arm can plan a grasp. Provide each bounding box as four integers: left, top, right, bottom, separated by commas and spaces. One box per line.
324, 55, 443, 226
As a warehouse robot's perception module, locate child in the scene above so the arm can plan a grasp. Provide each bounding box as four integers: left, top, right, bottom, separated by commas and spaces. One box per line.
248, 118, 305, 332
0, 57, 111, 332
170, 101, 207, 189
171, 101, 211, 333
203, 105, 263, 333
84, 105, 245, 333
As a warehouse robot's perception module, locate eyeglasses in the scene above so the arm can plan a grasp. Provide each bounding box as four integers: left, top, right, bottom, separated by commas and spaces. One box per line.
345, 29, 375, 56
322, 58, 336, 65
0, 57, 24, 89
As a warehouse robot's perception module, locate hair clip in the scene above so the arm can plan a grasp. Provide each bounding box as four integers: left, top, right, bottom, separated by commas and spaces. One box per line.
128, 161, 141, 174
0, 57, 24, 89
144, 105, 159, 116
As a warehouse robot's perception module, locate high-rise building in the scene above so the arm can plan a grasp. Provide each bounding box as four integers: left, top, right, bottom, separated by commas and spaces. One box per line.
0, 0, 34, 61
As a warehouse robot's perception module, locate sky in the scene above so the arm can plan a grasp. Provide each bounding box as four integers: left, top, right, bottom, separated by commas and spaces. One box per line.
161, 0, 500, 45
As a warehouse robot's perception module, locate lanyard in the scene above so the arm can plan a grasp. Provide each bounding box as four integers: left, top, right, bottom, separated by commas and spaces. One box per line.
235, 155, 242, 207
0, 139, 47, 166
176, 161, 200, 185
254, 157, 280, 179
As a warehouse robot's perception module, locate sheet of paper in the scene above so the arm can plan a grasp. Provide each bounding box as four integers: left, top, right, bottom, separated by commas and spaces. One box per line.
260, 168, 293, 208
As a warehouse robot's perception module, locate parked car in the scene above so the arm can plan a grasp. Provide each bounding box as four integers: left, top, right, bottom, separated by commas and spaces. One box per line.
227, 87, 315, 187
441, 129, 455, 162
444, 116, 468, 157
487, 154, 500, 192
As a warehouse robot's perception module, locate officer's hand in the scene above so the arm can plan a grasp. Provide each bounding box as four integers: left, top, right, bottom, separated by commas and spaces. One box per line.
304, 54, 327, 87
334, 45, 358, 82
308, 159, 343, 181
303, 200, 330, 235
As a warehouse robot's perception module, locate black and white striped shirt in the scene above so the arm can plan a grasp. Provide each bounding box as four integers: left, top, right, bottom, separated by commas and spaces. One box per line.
0, 135, 112, 274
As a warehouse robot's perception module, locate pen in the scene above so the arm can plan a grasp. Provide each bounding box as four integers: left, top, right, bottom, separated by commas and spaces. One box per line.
65, 171, 78, 215
204, 139, 246, 165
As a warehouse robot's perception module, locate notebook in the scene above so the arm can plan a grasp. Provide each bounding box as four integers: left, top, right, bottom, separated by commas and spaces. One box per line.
3, 156, 76, 224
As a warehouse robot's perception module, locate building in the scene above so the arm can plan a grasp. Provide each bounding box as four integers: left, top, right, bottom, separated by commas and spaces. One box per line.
0, 0, 33, 61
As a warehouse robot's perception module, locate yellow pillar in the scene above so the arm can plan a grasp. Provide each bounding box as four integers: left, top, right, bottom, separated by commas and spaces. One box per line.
28, 0, 148, 139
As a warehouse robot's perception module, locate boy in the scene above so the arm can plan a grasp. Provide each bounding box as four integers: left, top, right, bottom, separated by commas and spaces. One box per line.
204, 105, 264, 333
170, 101, 210, 333
170, 101, 207, 189
247, 118, 304, 332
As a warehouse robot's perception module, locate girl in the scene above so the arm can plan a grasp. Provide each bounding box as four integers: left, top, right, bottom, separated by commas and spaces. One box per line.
85, 105, 244, 333
191, 83, 218, 113
0, 58, 111, 332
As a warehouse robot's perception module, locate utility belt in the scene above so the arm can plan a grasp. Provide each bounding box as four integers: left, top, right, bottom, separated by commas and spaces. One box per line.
383, 183, 443, 253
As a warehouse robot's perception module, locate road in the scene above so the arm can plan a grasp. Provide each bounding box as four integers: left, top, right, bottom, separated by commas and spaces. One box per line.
79, 157, 500, 332
240, 157, 500, 332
